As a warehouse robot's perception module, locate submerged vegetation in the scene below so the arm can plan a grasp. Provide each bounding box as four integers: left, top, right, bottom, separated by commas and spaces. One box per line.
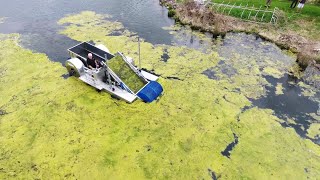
0, 11, 319, 179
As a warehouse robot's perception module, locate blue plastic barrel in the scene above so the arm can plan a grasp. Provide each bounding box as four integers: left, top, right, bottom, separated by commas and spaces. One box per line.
137, 81, 163, 102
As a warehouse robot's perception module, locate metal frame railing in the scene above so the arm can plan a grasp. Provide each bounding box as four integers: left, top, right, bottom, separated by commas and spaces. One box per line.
205, 2, 278, 24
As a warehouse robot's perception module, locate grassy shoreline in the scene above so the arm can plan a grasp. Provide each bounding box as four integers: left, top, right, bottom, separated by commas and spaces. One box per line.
160, 0, 320, 69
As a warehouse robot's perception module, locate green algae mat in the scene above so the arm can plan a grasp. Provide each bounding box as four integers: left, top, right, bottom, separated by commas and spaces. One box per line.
108, 55, 146, 93
0, 11, 320, 179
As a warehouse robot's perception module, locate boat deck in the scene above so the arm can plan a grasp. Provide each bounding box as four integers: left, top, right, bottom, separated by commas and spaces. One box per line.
79, 76, 137, 103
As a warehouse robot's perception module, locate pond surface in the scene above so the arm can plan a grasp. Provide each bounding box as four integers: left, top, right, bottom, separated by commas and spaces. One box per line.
0, 0, 319, 144
0, 0, 174, 61
214, 33, 320, 143
0, 0, 319, 178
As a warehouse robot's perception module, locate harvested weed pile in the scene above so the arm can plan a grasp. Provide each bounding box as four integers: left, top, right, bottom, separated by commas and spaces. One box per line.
108, 55, 146, 93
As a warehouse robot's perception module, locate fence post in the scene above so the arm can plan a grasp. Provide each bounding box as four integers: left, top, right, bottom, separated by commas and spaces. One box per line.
216, 1, 225, 11
222, 2, 231, 13
240, 4, 248, 19
270, 7, 276, 23
260, 9, 267, 22
253, 5, 262, 21
210, 2, 276, 24
228, 2, 237, 15
247, 4, 255, 20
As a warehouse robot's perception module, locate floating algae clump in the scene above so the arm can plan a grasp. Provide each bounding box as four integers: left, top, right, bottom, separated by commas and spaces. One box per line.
210, 33, 297, 99
262, 66, 283, 79
58, 11, 124, 37
308, 123, 320, 140
108, 55, 146, 92
275, 83, 284, 95
0, 11, 320, 179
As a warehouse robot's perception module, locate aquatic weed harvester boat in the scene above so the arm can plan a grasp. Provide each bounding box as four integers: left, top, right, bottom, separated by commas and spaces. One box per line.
65, 41, 163, 103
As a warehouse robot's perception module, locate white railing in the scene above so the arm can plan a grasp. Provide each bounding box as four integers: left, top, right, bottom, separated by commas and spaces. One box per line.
205, 2, 278, 24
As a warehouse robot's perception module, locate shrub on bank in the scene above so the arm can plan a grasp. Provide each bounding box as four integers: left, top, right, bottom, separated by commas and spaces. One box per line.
297, 51, 320, 68
168, 8, 176, 17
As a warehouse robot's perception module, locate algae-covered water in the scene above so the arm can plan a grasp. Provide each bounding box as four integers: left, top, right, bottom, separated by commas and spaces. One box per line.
0, 0, 320, 179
